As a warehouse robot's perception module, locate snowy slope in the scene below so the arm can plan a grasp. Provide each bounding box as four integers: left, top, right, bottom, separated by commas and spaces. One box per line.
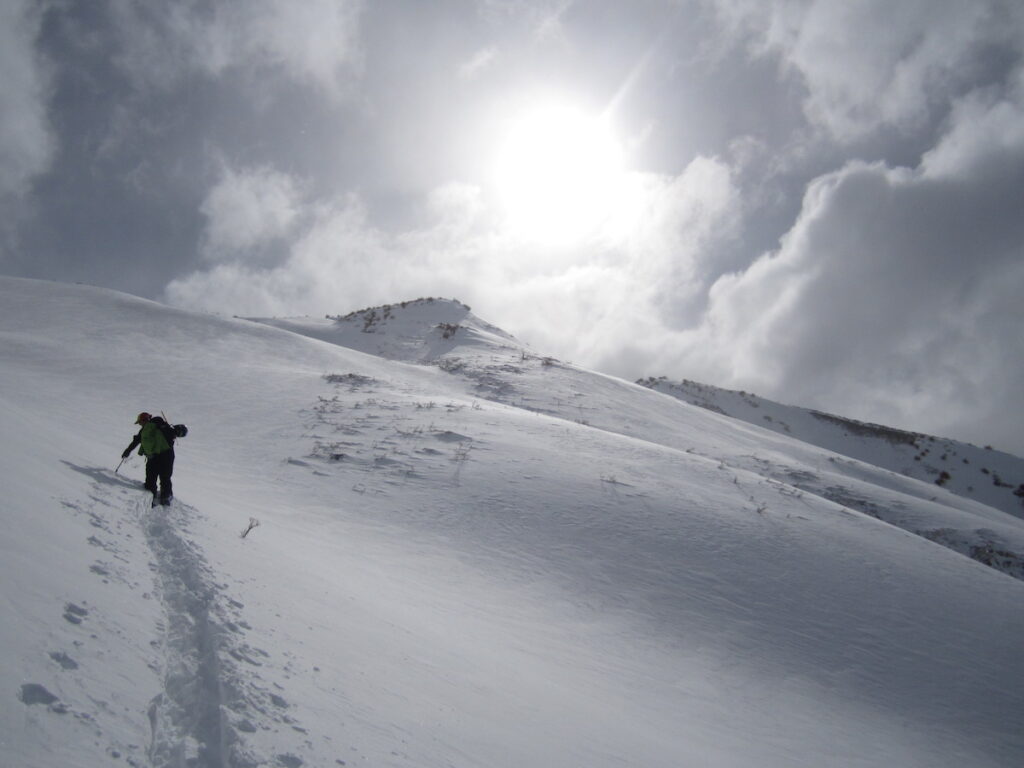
263, 302, 1024, 584
639, 376, 1024, 519
3, 277, 1024, 768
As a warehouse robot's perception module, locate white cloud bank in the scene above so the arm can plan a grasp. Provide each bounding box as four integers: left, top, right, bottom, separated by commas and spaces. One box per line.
708, 0, 1024, 140
167, 156, 741, 349
200, 163, 302, 259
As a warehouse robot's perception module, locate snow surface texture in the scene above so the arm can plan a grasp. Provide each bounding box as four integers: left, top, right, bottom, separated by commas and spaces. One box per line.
638, 377, 1024, 521
3, 277, 1023, 767
637, 378, 1024, 581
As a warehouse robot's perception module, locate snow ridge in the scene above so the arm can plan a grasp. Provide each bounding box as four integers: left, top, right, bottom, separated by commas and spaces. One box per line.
249, 296, 518, 365
639, 376, 1024, 518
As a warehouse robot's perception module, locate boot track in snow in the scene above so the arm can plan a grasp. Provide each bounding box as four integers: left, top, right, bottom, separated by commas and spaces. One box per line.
140, 498, 239, 767
59, 470, 302, 766
138, 496, 291, 768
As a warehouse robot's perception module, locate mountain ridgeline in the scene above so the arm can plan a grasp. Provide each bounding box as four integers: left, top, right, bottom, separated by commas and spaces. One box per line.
637, 376, 1024, 520
252, 298, 1024, 582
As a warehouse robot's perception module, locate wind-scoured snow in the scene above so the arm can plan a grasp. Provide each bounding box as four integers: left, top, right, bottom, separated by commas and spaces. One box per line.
249, 298, 515, 365
2, 277, 1023, 767
639, 376, 1024, 519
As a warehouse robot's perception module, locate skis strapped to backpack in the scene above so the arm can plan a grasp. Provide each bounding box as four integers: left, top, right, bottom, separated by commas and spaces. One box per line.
155, 413, 189, 445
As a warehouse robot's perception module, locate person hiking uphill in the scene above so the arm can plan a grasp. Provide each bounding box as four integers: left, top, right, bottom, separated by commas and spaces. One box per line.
122, 412, 175, 506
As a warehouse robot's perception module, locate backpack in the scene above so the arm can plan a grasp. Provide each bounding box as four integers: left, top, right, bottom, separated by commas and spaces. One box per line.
152, 416, 188, 446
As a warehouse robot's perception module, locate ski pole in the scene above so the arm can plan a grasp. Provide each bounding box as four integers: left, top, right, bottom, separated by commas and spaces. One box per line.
115, 456, 126, 474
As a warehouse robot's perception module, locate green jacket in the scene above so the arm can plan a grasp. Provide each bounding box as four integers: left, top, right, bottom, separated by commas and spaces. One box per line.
128, 421, 172, 457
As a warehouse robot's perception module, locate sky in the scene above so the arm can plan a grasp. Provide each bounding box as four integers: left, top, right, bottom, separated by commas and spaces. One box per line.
3, 0, 1023, 455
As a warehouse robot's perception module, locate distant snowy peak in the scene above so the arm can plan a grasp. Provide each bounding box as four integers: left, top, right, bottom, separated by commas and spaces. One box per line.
639, 376, 1024, 519
248, 297, 521, 364
332, 297, 473, 330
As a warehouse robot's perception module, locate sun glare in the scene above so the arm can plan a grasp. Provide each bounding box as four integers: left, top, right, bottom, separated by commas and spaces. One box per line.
493, 103, 626, 246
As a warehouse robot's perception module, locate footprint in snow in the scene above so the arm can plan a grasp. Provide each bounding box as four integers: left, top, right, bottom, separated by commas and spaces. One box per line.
18, 683, 68, 714
62, 602, 88, 624
49, 651, 79, 670
434, 430, 471, 443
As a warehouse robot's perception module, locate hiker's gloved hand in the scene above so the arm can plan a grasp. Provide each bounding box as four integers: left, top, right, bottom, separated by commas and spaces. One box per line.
122, 448, 131, 458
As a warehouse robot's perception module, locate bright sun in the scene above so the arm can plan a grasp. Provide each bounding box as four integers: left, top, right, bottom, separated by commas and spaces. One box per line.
493, 103, 626, 245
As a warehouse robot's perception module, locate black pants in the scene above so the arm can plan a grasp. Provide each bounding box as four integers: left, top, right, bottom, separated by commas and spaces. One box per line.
145, 449, 174, 502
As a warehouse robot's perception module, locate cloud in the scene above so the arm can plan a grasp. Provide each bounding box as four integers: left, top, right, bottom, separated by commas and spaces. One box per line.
241, 0, 364, 96
921, 66, 1024, 178
109, 0, 364, 97
168, 193, 437, 317
0, 0, 55, 201
709, 0, 1024, 141
477, 0, 576, 43
459, 47, 499, 80
668, 77, 1024, 452
200, 163, 303, 259
166, 155, 741, 346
